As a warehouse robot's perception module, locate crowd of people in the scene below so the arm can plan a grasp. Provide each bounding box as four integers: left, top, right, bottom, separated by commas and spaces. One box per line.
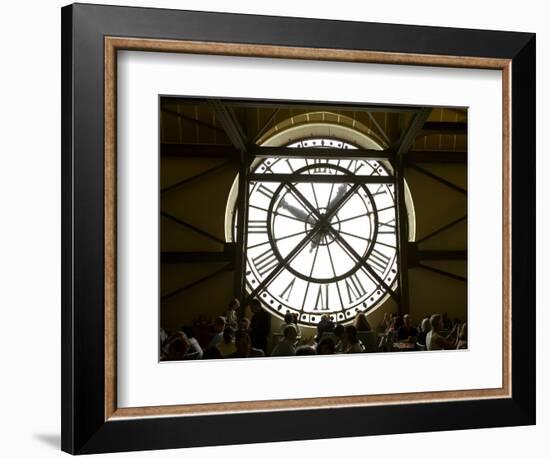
375, 311, 467, 351
160, 298, 467, 361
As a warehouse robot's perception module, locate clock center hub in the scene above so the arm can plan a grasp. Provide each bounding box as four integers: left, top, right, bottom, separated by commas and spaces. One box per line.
305, 208, 341, 246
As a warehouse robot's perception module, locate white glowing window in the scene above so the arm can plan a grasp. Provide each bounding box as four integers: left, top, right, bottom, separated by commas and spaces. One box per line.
241, 138, 398, 326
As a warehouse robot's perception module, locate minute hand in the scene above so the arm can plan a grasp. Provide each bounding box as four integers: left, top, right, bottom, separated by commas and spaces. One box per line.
326, 184, 348, 215
288, 182, 359, 224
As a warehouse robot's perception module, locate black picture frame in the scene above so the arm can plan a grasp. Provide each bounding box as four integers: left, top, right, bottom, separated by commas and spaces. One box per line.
61, 3, 535, 454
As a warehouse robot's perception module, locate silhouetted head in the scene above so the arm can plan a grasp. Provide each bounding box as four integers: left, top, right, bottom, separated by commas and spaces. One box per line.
317, 337, 336, 355
334, 324, 345, 339
283, 325, 297, 342
223, 326, 235, 344
228, 298, 240, 311
250, 299, 262, 314
214, 316, 226, 333
238, 317, 250, 331
344, 325, 358, 343
234, 331, 252, 356
284, 311, 293, 324
430, 314, 443, 332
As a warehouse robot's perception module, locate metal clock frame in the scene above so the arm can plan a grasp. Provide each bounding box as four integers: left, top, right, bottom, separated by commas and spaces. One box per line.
232, 109, 419, 320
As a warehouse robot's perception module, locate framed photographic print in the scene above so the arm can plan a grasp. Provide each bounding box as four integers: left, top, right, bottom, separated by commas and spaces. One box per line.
61, 3, 536, 454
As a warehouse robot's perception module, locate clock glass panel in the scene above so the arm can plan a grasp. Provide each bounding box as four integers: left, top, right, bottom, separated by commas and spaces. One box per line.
240, 139, 398, 326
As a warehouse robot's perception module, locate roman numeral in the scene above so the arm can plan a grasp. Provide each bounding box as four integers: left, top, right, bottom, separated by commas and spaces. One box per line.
262, 161, 275, 173
344, 273, 366, 302
371, 185, 388, 197
314, 284, 329, 310
378, 218, 396, 234
312, 159, 329, 173
285, 159, 295, 173
248, 220, 268, 234
279, 278, 296, 302
257, 184, 275, 200
350, 160, 365, 174
368, 248, 391, 275
252, 249, 278, 276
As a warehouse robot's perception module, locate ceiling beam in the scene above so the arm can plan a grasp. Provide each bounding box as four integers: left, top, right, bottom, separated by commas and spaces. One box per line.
161, 108, 226, 135
249, 173, 393, 184
161, 144, 396, 160
209, 100, 249, 153
252, 108, 280, 144
161, 244, 236, 263
396, 108, 432, 155
161, 143, 239, 158
415, 215, 467, 245
410, 164, 467, 194
161, 211, 226, 245
414, 250, 467, 261
194, 98, 423, 113
419, 121, 467, 136
161, 144, 467, 164
407, 150, 467, 164
408, 243, 467, 264
417, 264, 467, 282
252, 146, 394, 160
367, 111, 391, 146
161, 159, 236, 194
161, 264, 233, 301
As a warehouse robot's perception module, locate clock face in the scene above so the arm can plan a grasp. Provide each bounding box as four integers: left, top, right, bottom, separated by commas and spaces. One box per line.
242, 139, 398, 326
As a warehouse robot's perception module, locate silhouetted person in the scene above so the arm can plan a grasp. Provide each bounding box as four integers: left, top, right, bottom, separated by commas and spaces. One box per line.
249, 299, 271, 352
416, 317, 431, 346
208, 316, 226, 349
397, 314, 418, 341
180, 326, 203, 359
333, 324, 345, 353
216, 326, 237, 356
271, 325, 298, 356
317, 337, 336, 355
441, 312, 453, 330
426, 314, 458, 350
224, 298, 240, 330
295, 345, 317, 356
278, 310, 301, 337
354, 312, 372, 332
163, 333, 190, 361
343, 325, 365, 353
456, 323, 468, 349
238, 317, 250, 332
316, 314, 335, 341
202, 347, 222, 359
228, 331, 265, 358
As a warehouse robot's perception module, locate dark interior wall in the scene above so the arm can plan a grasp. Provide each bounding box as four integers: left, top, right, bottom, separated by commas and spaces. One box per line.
406, 164, 467, 323
161, 158, 238, 329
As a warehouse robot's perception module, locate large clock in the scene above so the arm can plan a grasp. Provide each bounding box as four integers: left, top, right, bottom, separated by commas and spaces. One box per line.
238, 138, 399, 326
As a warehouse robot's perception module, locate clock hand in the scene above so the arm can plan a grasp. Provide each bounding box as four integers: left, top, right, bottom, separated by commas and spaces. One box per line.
309, 229, 324, 253
306, 185, 348, 253
279, 199, 312, 223
281, 199, 321, 253
326, 184, 348, 215
279, 198, 322, 252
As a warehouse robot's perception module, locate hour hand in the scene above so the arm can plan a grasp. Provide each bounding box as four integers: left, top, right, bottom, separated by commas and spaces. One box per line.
279, 199, 311, 222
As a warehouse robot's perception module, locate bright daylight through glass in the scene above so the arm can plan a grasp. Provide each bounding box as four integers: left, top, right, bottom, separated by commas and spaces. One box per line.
244, 139, 398, 326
